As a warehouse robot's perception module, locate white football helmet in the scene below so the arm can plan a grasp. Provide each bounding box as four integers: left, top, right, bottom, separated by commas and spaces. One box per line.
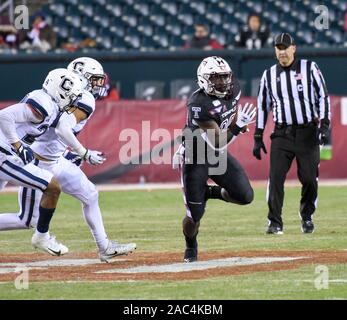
43, 68, 83, 112
67, 57, 105, 95
197, 56, 233, 98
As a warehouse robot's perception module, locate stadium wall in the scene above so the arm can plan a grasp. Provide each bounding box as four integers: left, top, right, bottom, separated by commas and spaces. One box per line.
2, 97, 344, 183
0, 48, 347, 100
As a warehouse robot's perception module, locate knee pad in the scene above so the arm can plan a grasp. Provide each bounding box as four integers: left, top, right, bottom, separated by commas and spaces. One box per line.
222, 187, 254, 205
186, 201, 205, 222
80, 181, 99, 206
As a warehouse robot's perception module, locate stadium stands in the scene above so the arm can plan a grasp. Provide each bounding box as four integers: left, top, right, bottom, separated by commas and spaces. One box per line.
32, 0, 346, 53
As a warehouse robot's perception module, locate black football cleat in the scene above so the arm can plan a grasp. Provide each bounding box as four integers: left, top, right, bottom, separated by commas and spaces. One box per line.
301, 220, 315, 233
266, 224, 283, 235
184, 247, 198, 263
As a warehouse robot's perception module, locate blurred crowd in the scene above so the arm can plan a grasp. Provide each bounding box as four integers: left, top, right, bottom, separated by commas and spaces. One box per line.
0, 11, 276, 53
185, 13, 272, 50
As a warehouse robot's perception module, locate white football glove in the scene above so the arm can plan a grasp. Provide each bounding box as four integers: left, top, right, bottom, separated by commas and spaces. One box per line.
172, 143, 185, 169
235, 103, 257, 128
83, 149, 106, 165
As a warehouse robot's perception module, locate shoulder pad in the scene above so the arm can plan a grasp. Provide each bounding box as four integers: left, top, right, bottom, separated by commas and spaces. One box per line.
76, 90, 95, 117
24, 89, 55, 119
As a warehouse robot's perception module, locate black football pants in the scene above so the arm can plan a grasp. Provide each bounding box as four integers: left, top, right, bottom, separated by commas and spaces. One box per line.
267, 124, 320, 228
182, 152, 254, 223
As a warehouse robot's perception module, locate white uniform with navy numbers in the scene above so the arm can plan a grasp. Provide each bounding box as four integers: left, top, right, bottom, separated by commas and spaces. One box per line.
0, 90, 109, 253
0, 89, 61, 197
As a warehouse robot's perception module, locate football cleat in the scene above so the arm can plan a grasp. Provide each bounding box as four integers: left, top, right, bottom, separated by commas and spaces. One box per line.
301, 220, 315, 234
99, 240, 137, 263
31, 233, 69, 256
184, 247, 198, 263
266, 224, 284, 235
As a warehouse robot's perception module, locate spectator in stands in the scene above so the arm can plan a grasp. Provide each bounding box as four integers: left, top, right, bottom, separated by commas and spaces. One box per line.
97, 73, 120, 101
62, 38, 97, 53
235, 13, 270, 49
0, 18, 19, 50
19, 12, 56, 52
184, 24, 224, 50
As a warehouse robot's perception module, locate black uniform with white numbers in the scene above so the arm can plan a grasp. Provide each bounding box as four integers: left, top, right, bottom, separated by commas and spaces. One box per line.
255, 58, 331, 229
181, 79, 253, 223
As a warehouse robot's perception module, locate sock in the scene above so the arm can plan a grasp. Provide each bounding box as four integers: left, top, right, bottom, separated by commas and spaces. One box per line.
37, 206, 55, 233
82, 202, 109, 252
205, 185, 226, 201
185, 235, 197, 249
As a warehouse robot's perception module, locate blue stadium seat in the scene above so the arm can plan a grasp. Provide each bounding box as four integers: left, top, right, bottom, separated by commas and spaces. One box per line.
169, 36, 185, 50
68, 28, 84, 43
177, 12, 194, 26
65, 4, 80, 16
165, 19, 182, 37
81, 23, 98, 39
105, 2, 122, 17
149, 13, 166, 27
189, 1, 207, 15
326, 29, 344, 44
95, 34, 112, 50
137, 18, 155, 37
245, 0, 263, 14
141, 36, 159, 51
49, 3, 66, 17
63, 0, 79, 6
223, 16, 240, 35
53, 24, 69, 39
65, 14, 82, 28
218, 1, 236, 15
77, 3, 94, 17
93, 14, 111, 29
161, 1, 178, 15
124, 28, 142, 49
133, 1, 151, 16
153, 27, 170, 48
206, 7, 223, 25
109, 20, 127, 38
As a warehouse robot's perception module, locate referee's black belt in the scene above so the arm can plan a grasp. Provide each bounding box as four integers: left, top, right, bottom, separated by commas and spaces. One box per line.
275, 122, 317, 130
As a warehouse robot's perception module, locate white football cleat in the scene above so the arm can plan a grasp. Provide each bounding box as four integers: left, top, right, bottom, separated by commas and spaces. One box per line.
31, 233, 69, 256
99, 240, 136, 263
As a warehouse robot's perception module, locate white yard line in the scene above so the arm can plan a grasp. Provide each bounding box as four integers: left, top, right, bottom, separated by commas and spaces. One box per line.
97, 256, 305, 274
1, 180, 347, 193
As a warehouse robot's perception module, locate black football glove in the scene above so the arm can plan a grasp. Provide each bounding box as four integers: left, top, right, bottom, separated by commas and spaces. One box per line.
17, 144, 34, 164
318, 120, 330, 145
253, 129, 267, 160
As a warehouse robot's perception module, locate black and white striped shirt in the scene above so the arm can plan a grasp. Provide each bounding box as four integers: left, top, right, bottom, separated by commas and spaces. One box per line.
256, 59, 330, 129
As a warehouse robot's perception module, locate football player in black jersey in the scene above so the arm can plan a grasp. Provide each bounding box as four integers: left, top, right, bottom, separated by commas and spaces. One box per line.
173, 56, 256, 262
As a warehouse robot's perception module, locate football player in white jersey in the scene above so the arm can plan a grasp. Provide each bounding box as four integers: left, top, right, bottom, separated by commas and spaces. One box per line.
0, 57, 136, 262
0, 68, 83, 256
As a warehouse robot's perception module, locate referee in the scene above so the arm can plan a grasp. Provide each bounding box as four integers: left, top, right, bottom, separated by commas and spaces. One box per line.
253, 33, 331, 234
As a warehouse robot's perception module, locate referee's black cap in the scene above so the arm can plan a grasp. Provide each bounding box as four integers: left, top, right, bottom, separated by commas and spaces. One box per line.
274, 33, 295, 48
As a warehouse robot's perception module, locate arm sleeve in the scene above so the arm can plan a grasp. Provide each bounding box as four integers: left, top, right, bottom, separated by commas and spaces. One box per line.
55, 112, 87, 157
311, 62, 331, 123
256, 70, 271, 131
0, 103, 41, 144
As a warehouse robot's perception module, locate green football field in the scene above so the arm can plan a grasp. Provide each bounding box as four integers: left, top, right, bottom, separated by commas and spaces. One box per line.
0, 186, 346, 300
